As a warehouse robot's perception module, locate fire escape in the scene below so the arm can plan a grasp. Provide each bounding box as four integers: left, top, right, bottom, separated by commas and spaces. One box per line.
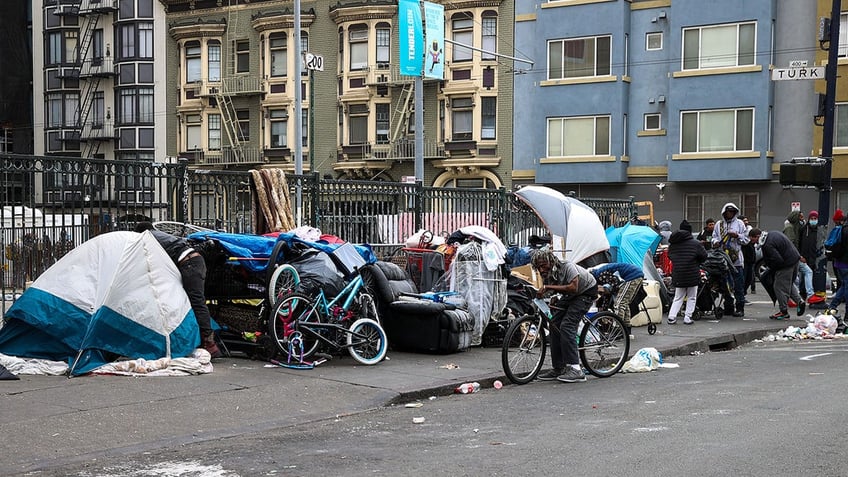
55, 0, 118, 159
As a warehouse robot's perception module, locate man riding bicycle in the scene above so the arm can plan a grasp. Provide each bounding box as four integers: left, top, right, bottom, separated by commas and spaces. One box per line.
531, 249, 598, 383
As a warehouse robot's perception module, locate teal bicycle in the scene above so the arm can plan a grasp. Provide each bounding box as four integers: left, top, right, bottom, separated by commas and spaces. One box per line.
269, 264, 386, 366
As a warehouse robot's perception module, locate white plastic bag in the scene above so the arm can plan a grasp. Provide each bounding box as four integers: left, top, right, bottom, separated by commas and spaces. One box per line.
622, 347, 663, 373
813, 314, 838, 335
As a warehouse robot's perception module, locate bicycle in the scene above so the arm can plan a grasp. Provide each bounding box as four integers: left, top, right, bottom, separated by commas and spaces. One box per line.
269, 264, 386, 365
501, 285, 630, 384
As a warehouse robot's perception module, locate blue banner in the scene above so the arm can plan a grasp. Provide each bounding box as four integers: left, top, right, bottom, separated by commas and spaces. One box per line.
423, 1, 445, 80
398, 0, 423, 76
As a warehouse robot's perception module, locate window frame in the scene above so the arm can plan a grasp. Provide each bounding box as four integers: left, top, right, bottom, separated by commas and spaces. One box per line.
679, 108, 754, 153
547, 35, 612, 80
235, 40, 250, 74
208, 113, 221, 151
208, 40, 221, 82
185, 41, 201, 83
348, 103, 369, 144
644, 113, 661, 131
269, 32, 288, 77
348, 24, 369, 71
451, 13, 474, 62
481, 97, 496, 140
450, 97, 474, 141
270, 109, 288, 148
376, 23, 391, 67
682, 21, 756, 71
481, 11, 497, 60
546, 115, 611, 157
646, 32, 662, 51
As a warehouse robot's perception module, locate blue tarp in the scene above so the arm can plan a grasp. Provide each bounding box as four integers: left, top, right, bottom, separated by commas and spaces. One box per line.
605, 224, 661, 268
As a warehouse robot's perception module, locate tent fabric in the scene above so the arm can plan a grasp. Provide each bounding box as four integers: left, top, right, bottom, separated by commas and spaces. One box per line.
605, 224, 662, 268
0, 362, 18, 380
514, 186, 609, 264
0, 231, 199, 376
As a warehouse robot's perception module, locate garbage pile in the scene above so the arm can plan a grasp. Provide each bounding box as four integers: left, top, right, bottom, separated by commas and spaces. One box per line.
759, 313, 848, 341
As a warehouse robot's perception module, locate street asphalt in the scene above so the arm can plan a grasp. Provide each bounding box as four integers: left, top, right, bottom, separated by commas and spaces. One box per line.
0, 293, 828, 475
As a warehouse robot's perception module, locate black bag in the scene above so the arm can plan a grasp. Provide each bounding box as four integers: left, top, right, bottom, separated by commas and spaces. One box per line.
382, 300, 472, 354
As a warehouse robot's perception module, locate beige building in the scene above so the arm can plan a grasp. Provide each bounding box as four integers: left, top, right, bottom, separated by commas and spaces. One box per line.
160, 0, 514, 189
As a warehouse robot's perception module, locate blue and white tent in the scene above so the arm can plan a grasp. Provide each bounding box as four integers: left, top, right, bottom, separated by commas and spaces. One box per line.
0, 231, 199, 376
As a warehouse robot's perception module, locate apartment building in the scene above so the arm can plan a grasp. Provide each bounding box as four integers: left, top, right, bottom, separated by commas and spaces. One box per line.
159, 0, 514, 189
513, 0, 820, 228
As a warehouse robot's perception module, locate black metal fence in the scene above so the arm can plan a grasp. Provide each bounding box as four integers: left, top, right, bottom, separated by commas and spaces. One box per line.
0, 153, 635, 295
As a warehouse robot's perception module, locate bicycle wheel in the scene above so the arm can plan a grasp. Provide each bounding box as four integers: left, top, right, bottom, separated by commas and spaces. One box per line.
579, 311, 630, 378
269, 293, 322, 362
350, 291, 380, 325
501, 313, 547, 385
347, 318, 388, 365
268, 264, 300, 305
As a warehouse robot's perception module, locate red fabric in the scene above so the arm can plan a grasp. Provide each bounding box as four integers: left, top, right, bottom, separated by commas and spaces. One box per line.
319, 234, 345, 244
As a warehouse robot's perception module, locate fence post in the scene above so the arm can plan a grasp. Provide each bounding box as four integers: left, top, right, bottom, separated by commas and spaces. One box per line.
413, 181, 423, 234
310, 172, 320, 228
177, 158, 189, 224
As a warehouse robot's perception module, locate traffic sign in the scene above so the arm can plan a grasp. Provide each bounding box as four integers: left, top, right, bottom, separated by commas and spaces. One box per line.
304, 52, 324, 71
789, 60, 808, 68
771, 67, 824, 81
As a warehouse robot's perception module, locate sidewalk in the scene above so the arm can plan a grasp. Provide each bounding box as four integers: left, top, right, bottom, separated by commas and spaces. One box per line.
0, 295, 810, 475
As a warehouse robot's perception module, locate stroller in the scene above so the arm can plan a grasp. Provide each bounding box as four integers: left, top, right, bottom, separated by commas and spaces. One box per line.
694, 248, 734, 319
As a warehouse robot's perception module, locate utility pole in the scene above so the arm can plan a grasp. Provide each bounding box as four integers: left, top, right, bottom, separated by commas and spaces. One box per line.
293, 0, 303, 226
815, 0, 841, 296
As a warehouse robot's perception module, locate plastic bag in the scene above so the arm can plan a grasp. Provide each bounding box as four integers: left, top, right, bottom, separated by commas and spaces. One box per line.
813, 314, 838, 335
622, 347, 663, 373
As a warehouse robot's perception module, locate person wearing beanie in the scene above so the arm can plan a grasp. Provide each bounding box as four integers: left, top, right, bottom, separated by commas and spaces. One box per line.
799, 210, 825, 304
666, 222, 707, 324
712, 203, 749, 317
680, 220, 693, 233
835, 209, 845, 224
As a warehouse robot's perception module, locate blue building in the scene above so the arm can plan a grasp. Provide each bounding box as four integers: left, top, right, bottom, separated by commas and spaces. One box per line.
514, 0, 819, 230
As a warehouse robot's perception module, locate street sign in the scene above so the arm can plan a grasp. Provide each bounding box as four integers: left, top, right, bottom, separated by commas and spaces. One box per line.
304, 52, 324, 71
789, 60, 808, 68
771, 67, 824, 81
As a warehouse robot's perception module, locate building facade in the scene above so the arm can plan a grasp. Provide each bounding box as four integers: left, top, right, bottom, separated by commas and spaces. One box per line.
158, 0, 514, 189
513, 0, 822, 230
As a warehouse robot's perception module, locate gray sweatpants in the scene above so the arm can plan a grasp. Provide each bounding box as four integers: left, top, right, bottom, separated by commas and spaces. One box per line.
773, 263, 802, 312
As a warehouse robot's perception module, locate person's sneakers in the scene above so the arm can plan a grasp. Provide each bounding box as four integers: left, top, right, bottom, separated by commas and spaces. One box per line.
537, 368, 564, 381
797, 300, 806, 316
788, 299, 797, 308
809, 295, 826, 304
770, 310, 790, 320
557, 367, 587, 383
667, 317, 677, 325
683, 317, 694, 325
202, 333, 223, 359
733, 310, 744, 317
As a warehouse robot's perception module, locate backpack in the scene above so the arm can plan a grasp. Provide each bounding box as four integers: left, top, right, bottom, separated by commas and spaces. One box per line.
824, 225, 845, 261
703, 249, 730, 275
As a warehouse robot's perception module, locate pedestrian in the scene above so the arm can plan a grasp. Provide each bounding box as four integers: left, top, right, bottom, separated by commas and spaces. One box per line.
134, 221, 222, 358
711, 203, 748, 317
799, 210, 826, 304
784, 210, 813, 302
826, 216, 848, 333
531, 249, 597, 383
832, 209, 845, 293
658, 220, 673, 246
666, 220, 707, 325
739, 215, 756, 299
588, 261, 644, 337
697, 218, 716, 250
748, 228, 804, 320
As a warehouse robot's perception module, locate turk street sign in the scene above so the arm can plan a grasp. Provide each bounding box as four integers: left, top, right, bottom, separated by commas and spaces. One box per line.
771, 66, 825, 81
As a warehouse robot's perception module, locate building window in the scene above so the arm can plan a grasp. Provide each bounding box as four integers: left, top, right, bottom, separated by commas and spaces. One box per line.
646, 32, 662, 51
680, 108, 754, 153
376, 103, 389, 144
834, 103, 848, 147
47, 32, 62, 65
138, 22, 153, 58
185, 114, 201, 150
302, 108, 308, 147
547, 115, 611, 157
349, 24, 368, 71
686, 193, 759, 231
683, 22, 755, 70
348, 103, 368, 144
236, 109, 249, 141
548, 35, 611, 80
92, 92, 104, 127
451, 97, 473, 141
300, 32, 309, 76
644, 113, 661, 130
47, 94, 62, 127
185, 41, 201, 82
840, 13, 848, 57
548, 36, 612, 79
269, 109, 288, 148
208, 41, 221, 81
269, 32, 287, 77
481, 97, 496, 139
208, 114, 221, 150
439, 99, 445, 142
481, 12, 497, 60
236, 40, 250, 73
338, 28, 344, 73
119, 24, 136, 59
452, 13, 473, 62
119, 87, 154, 124
376, 23, 390, 67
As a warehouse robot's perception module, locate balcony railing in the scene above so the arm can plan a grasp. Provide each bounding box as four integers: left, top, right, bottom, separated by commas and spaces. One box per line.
79, 56, 116, 78
194, 77, 265, 97
199, 146, 266, 166
81, 120, 116, 140
359, 139, 445, 161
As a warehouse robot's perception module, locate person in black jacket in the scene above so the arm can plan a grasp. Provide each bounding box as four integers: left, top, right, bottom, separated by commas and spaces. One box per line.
798, 210, 825, 304
749, 228, 803, 320
666, 220, 707, 325
134, 222, 222, 358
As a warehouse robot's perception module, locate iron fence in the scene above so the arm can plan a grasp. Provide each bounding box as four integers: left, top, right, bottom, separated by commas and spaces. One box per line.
0, 153, 635, 300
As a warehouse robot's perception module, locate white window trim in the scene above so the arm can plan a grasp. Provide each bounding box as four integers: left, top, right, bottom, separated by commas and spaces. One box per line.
644, 113, 661, 130
682, 21, 756, 71
679, 108, 754, 153
547, 35, 612, 81
546, 114, 611, 157
646, 32, 662, 51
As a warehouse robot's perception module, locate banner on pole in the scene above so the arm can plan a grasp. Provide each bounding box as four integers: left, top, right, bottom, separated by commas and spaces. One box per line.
398, 0, 423, 76
423, 1, 445, 80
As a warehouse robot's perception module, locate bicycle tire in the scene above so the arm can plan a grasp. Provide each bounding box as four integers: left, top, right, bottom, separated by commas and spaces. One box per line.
268, 264, 300, 305
501, 313, 547, 384
347, 318, 388, 365
269, 293, 322, 362
350, 292, 380, 325
579, 311, 630, 378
